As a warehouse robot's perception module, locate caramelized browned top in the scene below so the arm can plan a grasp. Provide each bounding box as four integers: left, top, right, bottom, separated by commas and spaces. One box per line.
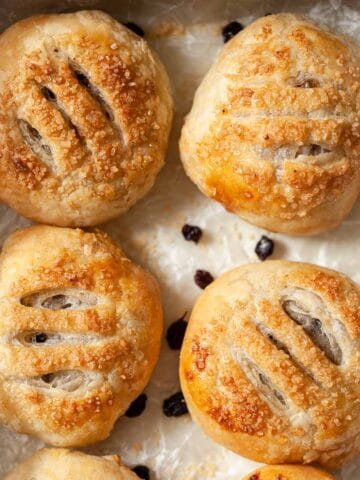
180, 260, 360, 465
180, 14, 360, 228
0, 225, 162, 446
0, 10, 172, 226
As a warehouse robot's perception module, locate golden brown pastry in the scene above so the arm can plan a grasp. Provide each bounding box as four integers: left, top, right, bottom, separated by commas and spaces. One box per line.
242, 465, 336, 480
180, 13, 360, 235
0, 225, 162, 446
0, 10, 172, 226
4, 448, 139, 479
180, 260, 360, 467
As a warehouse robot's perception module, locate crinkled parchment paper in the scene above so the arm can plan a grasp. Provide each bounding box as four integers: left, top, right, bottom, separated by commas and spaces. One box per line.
0, 0, 360, 478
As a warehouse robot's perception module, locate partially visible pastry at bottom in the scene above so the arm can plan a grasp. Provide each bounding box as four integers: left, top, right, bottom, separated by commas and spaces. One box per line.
180, 260, 360, 468
4, 448, 139, 479
242, 465, 336, 480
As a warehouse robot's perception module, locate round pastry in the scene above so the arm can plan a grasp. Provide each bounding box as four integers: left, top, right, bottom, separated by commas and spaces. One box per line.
0, 10, 172, 226
180, 260, 360, 467
180, 13, 360, 235
4, 448, 139, 479
0, 225, 162, 446
242, 465, 336, 480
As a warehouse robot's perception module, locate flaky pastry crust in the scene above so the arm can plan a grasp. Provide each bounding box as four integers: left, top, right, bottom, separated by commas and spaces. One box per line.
0, 225, 162, 446
242, 464, 335, 480
180, 14, 360, 235
180, 260, 360, 467
0, 10, 173, 226
4, 448, 139, 479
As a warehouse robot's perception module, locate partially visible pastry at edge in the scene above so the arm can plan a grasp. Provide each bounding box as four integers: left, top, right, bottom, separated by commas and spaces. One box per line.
180, 260, 360, 467
0, 10, 172, 226
4, 448, 139, 479
242, 465, 336, 480
0, 225, 162, 446
180, 13, 360, 235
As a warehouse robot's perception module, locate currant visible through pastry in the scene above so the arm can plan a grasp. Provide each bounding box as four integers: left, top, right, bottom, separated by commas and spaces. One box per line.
0, 10, 173, 226
4, 448, 139, 479
180, 13, 360, 235
180, 260, 360, 467
0, 225, 163, 446
241, 465, 336, 480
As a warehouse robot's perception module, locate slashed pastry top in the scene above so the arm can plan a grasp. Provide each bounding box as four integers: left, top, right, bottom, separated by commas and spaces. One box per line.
180, 260, 360, 467
3, 448, 139, 479
180, 13, 360, 235
0, 225, 163, 447
0, 10, 173, 226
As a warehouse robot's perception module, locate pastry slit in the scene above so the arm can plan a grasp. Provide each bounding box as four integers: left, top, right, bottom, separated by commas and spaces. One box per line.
17, 118, 53, 168
256, 143, 340, 181
235, 352, 288, 414
281, 296, 343, 365
13, 331, 101, 347
22, 370, 103, 394
295, 144, 331, 158
254, 320, 322, 387
289, 73, 320, 88
40, 370, 85, 391
40, 85, 86, 148
21, 289, 98, 310
69, 62, 124, 144
257, 144, 337, 162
